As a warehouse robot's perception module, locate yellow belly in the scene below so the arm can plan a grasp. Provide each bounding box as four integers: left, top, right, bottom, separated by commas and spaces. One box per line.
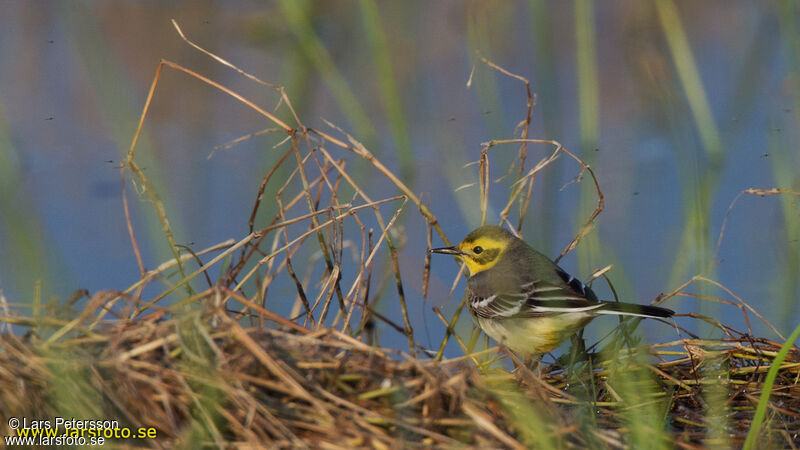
475, 313, 593, 357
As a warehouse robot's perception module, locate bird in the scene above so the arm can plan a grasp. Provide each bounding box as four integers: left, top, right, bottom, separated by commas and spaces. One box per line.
430, 225, 674, 358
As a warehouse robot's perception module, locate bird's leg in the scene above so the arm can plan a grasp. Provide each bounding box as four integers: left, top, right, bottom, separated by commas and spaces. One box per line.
523, 354, 543, 377
506, 349, 541, 376
504, 347, 521, 371
507, 350, 547, 396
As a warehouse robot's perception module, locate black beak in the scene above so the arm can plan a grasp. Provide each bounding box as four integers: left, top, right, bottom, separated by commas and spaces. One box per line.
429, 246, 465, 256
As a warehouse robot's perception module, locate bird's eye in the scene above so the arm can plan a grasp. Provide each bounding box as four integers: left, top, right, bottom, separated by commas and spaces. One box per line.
473, 246, 483, 254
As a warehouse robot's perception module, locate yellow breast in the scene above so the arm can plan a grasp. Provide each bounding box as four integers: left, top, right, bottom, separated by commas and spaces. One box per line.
475, 313, 594, 357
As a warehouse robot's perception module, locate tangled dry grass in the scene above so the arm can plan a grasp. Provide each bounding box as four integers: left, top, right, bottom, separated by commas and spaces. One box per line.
1, 21, 799, 449
1, 300, 799, 448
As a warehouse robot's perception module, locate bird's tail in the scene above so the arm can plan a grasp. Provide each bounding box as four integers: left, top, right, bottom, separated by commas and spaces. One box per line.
595, 302, 674, 319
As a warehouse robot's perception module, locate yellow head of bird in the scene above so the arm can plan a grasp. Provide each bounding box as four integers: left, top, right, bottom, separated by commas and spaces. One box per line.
430, 225, 516, 275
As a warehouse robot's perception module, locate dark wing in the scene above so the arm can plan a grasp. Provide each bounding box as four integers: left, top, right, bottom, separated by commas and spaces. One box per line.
468, 267, 603, 320
468, 290, 539, 319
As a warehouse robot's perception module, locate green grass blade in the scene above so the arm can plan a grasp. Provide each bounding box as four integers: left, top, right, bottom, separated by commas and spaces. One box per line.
358, 0, 414, 183
743, 321, 800, 449
279, 0, 377, 143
